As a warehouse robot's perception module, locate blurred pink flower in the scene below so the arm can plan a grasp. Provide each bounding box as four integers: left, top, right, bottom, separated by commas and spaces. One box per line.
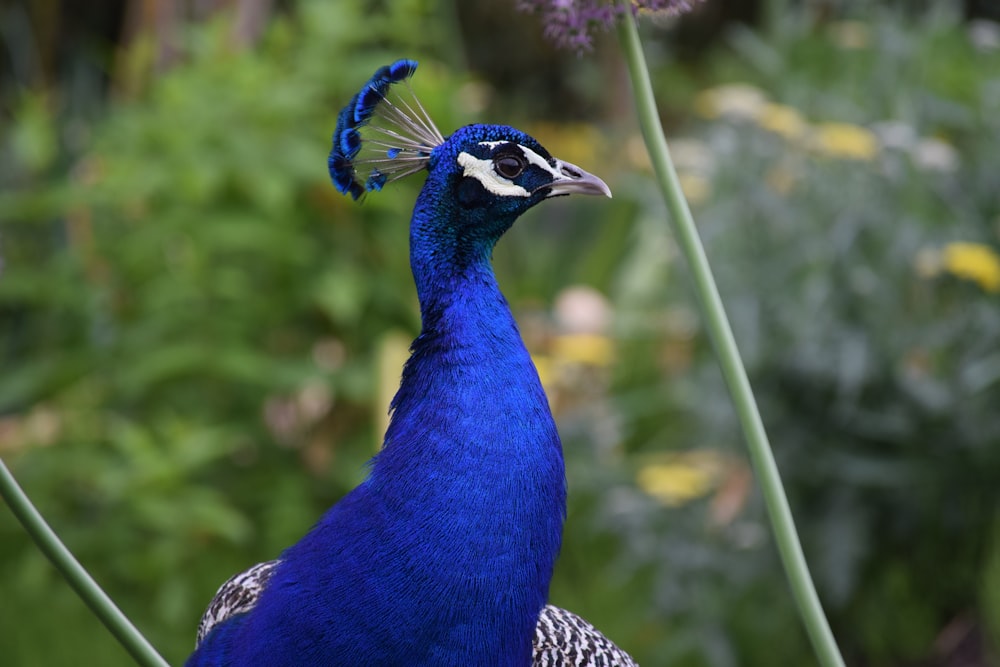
517, 0, 703, 53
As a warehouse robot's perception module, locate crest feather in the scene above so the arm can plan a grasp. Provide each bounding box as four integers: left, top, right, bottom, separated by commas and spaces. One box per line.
328, 59, 445, 200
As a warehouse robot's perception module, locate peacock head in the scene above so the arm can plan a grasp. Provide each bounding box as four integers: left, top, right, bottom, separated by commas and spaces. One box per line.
328, 59, 610, 246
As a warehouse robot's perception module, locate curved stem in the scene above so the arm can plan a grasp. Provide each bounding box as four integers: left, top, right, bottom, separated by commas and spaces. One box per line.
614, 8, 844, 667
0, 458, 170, 667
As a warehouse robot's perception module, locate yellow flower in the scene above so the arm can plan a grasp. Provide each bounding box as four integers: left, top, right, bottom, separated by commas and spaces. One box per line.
757, 103, 808, 140
941, 242, 1000, 292
809, 122, 879, 161
532, 354, 556, 391
551, 333, 615, 367
636, 450, 727, 506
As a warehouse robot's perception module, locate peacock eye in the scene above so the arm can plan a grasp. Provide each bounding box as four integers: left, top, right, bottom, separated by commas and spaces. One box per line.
494, 155, 525, 180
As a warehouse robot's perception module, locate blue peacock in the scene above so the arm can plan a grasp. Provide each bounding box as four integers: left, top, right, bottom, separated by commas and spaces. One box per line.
186, 59, 637, 667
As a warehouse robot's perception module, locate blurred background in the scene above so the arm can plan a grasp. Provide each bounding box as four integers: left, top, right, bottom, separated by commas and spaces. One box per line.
2, 0, 1000, 664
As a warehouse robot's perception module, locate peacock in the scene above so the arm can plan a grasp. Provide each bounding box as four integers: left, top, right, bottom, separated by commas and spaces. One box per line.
186, 59, 637, 667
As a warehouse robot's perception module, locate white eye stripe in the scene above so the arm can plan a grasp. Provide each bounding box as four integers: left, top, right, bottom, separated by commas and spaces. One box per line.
457, 152, 529, 197
455, 142, 561, 198
478, 142, 560, 178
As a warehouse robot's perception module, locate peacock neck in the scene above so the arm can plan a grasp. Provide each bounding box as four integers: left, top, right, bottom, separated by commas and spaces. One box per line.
382, 192, 561, 472
351, 188, 567, 666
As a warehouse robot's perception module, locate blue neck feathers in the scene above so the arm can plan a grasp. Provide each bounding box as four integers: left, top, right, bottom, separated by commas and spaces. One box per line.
221, 159, 567, 666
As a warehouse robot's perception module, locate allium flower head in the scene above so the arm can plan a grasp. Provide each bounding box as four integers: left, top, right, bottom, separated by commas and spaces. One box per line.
518, 0, 703, 53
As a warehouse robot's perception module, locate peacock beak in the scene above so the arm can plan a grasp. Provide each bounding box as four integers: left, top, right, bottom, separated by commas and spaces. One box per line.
545, 159, 612, 199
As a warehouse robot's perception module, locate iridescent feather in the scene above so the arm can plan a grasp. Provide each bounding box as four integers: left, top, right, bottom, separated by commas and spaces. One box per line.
328, 59, 444, 200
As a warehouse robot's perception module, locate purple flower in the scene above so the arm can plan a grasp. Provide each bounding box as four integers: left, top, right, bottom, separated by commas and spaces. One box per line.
518, 0, 702, 53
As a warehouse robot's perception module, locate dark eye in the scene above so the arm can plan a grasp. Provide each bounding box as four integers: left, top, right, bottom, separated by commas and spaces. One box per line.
494, 155, 525, 179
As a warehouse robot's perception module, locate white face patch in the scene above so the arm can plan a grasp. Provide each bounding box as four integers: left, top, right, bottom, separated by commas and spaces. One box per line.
457, 152, 529, 197
456, 142, 562, 198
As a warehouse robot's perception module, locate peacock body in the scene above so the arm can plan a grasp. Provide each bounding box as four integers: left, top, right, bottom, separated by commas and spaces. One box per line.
186, 59, 636, 667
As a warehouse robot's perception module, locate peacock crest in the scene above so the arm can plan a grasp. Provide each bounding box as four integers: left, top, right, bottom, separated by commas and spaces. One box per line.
328, 59, 445, 200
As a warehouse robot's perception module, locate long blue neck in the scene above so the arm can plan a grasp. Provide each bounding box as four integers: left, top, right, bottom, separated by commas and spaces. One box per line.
222, 183, 567, 667
374, 187, 567, 514
369, 189, 567, 664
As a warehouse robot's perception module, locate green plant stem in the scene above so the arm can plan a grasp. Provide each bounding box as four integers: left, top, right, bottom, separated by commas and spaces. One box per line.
614, 8, 844, 667
0, 458, 170, 667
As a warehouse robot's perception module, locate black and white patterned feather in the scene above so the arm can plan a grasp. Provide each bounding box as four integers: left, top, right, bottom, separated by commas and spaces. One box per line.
195, 559, 280, 646
195, 560, 639, 666
533, 604, 640, 667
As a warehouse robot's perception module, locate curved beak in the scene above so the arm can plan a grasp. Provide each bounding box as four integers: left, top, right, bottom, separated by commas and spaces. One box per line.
544, 159, 612, 199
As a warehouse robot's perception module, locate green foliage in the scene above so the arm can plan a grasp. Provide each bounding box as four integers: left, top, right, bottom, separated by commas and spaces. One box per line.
550, 6, 1000, 665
